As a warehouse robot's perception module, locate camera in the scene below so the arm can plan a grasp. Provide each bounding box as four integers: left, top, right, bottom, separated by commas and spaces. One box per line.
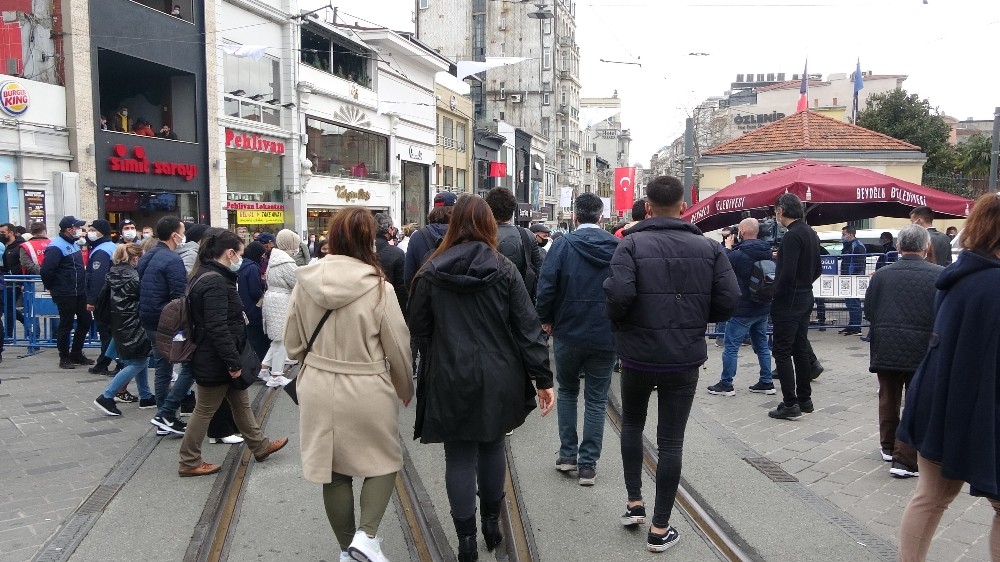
721, 225, 741, 245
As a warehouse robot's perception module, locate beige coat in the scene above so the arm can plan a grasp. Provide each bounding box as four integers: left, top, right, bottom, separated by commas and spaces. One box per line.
284, 255, 413, 483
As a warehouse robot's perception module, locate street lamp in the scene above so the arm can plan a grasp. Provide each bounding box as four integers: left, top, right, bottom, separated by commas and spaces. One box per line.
525, 3, 554, 19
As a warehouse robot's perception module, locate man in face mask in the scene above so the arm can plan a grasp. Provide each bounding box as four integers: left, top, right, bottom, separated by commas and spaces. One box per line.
530, 223, 551, 262
85, 220, 123, 377
142, 226, 154, 240
40, 216, 93, 369
120, 219, 139, 244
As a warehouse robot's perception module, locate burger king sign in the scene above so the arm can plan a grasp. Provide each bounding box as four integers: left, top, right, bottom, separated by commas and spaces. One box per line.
0, 81, 29, 116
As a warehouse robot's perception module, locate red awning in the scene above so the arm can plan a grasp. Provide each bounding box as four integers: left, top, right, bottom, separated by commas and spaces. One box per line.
682, 159, 974, 232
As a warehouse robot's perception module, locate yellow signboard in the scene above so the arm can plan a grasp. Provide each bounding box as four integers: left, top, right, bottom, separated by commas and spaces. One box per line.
236, 210, 284, 225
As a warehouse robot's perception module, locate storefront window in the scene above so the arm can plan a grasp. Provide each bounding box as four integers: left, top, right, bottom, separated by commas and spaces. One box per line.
103, 189, 199, 235
305, 118, 389, 181
225, 150, 284, 236
401, 161, 429, 227
300, 27, 372, 89
306, 208, 385, 244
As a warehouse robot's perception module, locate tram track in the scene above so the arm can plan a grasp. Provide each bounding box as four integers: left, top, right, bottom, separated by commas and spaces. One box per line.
605, 391, 758, 562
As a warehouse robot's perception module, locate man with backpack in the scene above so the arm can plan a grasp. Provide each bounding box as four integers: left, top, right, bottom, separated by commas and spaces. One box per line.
138, 216, 190, 435
707, 218, 776, 397
484, 187, 542, 302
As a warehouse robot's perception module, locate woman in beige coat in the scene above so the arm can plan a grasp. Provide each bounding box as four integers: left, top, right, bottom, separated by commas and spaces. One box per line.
284, 207, 413, 562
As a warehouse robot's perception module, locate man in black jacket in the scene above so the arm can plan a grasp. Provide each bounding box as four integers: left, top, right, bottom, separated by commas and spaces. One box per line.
485, 187, 542, 302
403, 191, 456, 292
604, 175, 739, 552
864, 225, 943, 478
769, 194, 822, 420
374, 213, 406, 310
909, 205, 952, 267
40, 216, 92, 369
0, 222, 24, 347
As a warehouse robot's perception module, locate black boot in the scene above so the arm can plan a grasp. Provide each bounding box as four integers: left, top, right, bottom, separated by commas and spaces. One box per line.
481, 497, 504, 551
453, 515, 478, 562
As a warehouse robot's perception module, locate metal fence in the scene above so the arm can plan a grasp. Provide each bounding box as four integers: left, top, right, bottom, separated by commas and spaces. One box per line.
2, 275, 100, 354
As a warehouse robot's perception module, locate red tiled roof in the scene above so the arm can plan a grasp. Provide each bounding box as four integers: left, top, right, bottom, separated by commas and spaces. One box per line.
755, 79, 826, 92
703, 111, 922, 156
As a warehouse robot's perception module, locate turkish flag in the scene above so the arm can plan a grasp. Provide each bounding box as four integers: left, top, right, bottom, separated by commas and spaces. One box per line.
614, 167, 636, 213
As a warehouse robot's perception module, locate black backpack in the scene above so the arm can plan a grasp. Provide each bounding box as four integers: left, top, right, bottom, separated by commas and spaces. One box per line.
748, 259, 776, 304
497, 226, 538, 302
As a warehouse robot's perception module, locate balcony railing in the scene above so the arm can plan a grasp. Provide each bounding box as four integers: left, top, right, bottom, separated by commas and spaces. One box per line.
224, 95, 281, 126
437, 135, 467, 151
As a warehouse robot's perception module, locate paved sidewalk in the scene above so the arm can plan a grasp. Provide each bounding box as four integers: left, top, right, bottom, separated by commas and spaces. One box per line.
0, 349, 153, 562
696, 330, 992, 562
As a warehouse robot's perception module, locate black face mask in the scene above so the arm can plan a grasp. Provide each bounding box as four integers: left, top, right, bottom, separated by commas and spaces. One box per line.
537, 239, 547, 247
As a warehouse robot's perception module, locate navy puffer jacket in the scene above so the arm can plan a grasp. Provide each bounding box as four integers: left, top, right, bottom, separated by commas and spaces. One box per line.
137, 243, 188, 330
725, 238, 774, 318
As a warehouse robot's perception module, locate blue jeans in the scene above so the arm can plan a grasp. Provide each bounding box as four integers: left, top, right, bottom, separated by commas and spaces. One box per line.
845, 298, 862, 329
720, 314, 772, 386
554, 341, 616, 467
146, 328, 194, 419
101, 356, 153, 400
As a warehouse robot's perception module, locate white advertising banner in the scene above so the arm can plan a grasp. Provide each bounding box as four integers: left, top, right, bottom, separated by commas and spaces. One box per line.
600, 197, 612, 219
559, 187, 573, 208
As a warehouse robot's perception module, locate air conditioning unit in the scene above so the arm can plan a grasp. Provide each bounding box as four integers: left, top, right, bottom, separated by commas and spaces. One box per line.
509, 94, 522, 103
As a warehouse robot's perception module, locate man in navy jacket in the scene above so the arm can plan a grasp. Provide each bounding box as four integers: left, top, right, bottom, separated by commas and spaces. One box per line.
40, 216, 91, 369
85, 219, 120, 375
707, 218, 776, 397
535, 193, 618, 486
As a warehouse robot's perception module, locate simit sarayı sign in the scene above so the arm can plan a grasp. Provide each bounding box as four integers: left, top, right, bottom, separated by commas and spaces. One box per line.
225, 129, 286, 154
108, 144, 198, 181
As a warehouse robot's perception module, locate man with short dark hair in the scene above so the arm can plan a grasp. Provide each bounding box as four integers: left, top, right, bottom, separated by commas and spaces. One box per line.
909, 205, 952, 266
769, 193, 822, 420
604, 175, 739, 551
615, 198, 647, 238
40, 216, 92, 369
485, 187, 542, 301
138, 216, 189, 435
839, 225, 866, 336
536, 193, 618, 486
19, 222, 49, 274
374, 213, 407, 310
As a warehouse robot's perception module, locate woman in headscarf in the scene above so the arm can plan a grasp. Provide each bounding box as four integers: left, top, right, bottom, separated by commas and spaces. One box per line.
260, 229, 300, 387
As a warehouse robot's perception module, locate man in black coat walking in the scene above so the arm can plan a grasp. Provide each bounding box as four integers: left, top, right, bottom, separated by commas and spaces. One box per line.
864, 225, 943, 478
604, 176, 739, 552
374, 213, 406, 311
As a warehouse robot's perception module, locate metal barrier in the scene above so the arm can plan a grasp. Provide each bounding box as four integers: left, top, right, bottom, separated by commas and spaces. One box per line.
2, 275, 100, 354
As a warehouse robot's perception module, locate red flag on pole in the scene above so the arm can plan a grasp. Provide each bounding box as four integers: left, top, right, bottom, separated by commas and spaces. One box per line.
614, 167, 636, 213
796, 59, 809, 112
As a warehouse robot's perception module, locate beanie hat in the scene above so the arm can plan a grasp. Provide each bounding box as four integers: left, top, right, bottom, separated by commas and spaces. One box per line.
185, 223, 210, 244
275, 229, 301, 252
90, 219, 111, 236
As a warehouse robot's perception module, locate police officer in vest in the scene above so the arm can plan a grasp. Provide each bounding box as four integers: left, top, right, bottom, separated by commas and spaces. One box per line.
40, 216, 93, 369
85, 220, 121, 375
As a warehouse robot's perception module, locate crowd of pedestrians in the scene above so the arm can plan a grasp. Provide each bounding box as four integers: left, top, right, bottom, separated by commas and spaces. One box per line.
9, 179, 999, 561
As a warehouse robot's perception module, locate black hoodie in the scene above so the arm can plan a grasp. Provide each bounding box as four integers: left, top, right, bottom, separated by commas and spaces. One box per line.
408, 241, 552, 443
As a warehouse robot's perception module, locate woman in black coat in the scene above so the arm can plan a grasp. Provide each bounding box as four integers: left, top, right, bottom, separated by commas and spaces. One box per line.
176, 231, 287, 477
408, 195, 554, 562
897, 193, 1000, 560
92, 244, 156, 417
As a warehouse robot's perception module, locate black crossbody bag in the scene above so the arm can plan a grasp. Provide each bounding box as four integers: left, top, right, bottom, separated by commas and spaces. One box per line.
284, 309, 334, 405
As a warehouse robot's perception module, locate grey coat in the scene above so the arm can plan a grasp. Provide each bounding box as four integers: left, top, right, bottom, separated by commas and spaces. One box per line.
864, 254, 944, 374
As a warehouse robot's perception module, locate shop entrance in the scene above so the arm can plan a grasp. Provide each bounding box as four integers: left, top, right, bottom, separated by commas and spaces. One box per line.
307, 207, 386, 241
103, 189, 199, 238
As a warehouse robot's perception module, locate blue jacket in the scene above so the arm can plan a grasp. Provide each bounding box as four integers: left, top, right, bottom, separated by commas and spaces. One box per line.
137, 242, 188, 330
404, 223, 448, 292
840, 238, 867, 275
39, 234, 86, 297
86, 238, 117, 306
725, 238, 773, 318
899, 250, 1000, 498
237, 259, 264, 327
535, 226, 618, 351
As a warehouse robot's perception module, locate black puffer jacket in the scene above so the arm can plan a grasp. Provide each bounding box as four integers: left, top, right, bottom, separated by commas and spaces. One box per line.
408, 241, 553, 443
864, 255, 944, 374
189, 261, 246, 386
375, 237, 407, 311
603, 216, 740, 370
106, 262, 150, 360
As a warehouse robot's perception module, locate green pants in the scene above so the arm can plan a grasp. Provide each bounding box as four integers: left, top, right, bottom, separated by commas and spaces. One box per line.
323, 471, 397, 549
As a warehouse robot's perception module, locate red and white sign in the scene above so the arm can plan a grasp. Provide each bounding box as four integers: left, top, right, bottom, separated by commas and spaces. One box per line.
614, 167, 636, 214
108, 144, 198, 181
225, 129, 286, 155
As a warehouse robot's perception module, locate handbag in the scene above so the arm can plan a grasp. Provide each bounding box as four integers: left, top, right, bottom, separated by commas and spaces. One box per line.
284, 309, 334, 405
231, 343, 261, 390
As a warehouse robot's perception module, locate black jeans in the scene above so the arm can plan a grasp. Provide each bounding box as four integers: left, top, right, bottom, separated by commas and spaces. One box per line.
52, 295, 91, 358
443, 437, 506, 521
771, 290, 814, 405
620, 366, 699, 528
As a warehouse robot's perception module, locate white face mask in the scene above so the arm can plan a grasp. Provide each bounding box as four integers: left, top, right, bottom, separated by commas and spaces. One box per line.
73, 228, 83, 239
174, 233, 186, 246
122, 229, 137, 241
87, 231, 101, 242
142, 232, 152, 239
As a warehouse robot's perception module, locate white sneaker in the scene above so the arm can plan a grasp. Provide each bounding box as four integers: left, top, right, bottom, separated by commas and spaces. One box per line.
266, 374, 291, 388
340, 553, 352, 562
209, 434, 245, 444
347, 530, 388, 562
258, 368, 271, 382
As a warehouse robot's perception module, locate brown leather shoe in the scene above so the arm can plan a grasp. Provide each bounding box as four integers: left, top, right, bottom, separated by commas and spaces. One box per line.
254, 437, 288, 462
178, 462, 222, 477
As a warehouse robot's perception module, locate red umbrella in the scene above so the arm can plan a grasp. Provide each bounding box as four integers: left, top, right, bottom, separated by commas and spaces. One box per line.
682, 159, 973, 232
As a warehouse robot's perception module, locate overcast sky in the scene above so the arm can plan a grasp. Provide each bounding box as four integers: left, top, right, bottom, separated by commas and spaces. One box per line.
303, 0, 998, 165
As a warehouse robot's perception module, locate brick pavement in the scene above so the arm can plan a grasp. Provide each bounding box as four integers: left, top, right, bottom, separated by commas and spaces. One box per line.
0, 349, 154, 562
695, 330, 992, 562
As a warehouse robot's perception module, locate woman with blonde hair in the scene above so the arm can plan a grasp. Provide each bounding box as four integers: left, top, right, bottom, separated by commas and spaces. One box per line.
408, 194, 553, 561
285, 207, 413, 562
260, 229, 301, 387
92, 244, 156, 416
898, 193, 1000, 560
